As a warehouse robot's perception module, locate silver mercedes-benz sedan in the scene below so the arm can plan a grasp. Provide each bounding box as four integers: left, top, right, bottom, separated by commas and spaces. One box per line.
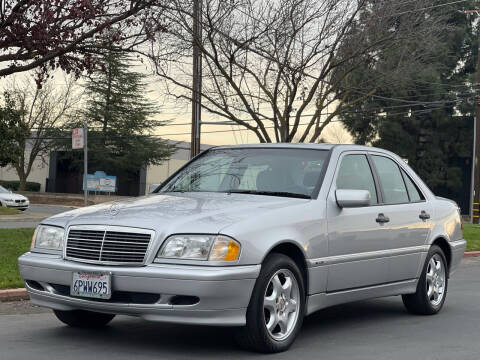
18, 144, 466, 353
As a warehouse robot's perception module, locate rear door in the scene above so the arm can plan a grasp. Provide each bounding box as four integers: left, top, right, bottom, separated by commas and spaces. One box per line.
369, 154, 432, 282
326, 152, 391, 292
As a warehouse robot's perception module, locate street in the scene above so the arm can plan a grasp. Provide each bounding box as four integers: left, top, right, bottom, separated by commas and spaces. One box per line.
0, 204, 75, 229
0, 257, 479, 360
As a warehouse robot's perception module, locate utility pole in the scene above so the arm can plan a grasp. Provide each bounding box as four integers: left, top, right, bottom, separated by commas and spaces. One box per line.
465, 10, 480, 223
83, 123, 88, 207
473, 27, 480, 223
191, 0, 202, 158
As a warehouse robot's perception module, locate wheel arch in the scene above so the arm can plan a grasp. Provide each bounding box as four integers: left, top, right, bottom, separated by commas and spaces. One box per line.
263, 241, 309, 296
431, 237, 452, 273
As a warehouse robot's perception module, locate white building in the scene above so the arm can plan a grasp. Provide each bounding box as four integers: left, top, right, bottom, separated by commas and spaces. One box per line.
0, 140, 213, 196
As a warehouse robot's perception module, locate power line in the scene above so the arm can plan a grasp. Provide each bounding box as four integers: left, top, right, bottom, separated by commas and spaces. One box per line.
206, 0, 471, 108
387, 0, 469, 17
25, 101, 461, 140
29, 96, 465, 135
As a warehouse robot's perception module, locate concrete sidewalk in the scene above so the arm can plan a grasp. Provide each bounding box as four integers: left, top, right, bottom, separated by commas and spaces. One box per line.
17, 191, 128, 207
0, 212, 51, 222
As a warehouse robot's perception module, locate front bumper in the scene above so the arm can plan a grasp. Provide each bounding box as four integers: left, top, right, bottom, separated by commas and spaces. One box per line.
449, 239, 467, 275
5, 202, 29, 209
18, 252, 260, 326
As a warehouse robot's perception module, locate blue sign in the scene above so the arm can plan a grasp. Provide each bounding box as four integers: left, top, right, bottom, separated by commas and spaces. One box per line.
83, 171, 116, 193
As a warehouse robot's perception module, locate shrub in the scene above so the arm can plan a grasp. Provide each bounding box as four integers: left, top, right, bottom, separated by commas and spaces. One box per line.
0, 180, 41, 192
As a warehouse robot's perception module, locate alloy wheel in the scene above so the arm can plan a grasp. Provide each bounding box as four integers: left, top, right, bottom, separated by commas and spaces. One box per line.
426, 254, 446, 307
263, 269, 301, 341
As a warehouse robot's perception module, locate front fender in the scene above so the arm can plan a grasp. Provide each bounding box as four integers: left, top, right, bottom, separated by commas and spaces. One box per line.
220, 200, 328, 266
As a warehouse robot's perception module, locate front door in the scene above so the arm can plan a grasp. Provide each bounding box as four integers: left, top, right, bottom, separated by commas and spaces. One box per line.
326, 152, 392, 292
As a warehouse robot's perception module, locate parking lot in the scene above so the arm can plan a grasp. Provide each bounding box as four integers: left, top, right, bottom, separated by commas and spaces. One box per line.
0, 204, 75, 228
0, 257, 479, 360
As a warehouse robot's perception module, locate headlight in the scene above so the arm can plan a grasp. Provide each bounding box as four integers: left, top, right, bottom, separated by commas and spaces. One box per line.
32, 225, 64, 251
157, 234, 241, 261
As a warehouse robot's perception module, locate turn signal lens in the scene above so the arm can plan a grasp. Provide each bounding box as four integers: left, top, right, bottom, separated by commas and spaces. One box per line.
30, 227, 39, 249
209, 236, 241, 261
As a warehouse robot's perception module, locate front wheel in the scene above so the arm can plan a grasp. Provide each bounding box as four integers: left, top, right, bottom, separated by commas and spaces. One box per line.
402, 245, 448, 315
53, 309, 115, 328
236, 253, 305, 353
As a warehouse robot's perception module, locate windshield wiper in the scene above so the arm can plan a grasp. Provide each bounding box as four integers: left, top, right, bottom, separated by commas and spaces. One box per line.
160, 189, 186, 193
227, 190, 311, 199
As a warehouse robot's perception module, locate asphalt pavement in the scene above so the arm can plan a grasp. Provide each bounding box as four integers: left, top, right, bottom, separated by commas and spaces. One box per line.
0, 204, 76, 228
0, 257, 479, 360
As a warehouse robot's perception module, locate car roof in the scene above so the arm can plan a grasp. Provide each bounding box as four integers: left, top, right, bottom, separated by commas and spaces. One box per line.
212, 143, 386, 153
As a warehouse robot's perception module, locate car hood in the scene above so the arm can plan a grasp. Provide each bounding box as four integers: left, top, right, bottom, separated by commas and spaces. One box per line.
43, 192, 309, 237
0, 193, 28, 201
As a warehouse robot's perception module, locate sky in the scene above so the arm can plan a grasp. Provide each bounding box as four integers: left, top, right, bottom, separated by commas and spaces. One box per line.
1, 64, 353, 147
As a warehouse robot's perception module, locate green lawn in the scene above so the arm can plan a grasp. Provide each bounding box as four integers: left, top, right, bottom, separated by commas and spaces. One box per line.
463, 223, 480, 252
0, 207, 21, 215
0, 224, 478, 290
0, 228, 34, 289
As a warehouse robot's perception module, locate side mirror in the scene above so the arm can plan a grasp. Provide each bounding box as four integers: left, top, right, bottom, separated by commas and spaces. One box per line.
148, 184, 161, 194
335, 189, 371, 208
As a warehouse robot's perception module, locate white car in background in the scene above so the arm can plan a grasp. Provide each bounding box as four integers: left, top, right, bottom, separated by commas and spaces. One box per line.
0, 185, 30, 211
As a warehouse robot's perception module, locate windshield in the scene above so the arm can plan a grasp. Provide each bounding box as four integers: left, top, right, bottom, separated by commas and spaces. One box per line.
0, 185, 9, 194
158, 148, 329, 198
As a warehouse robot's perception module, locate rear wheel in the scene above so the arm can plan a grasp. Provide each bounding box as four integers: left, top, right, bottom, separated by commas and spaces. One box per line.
236, 253, 305, 353
53, 309, 115, 328
402, 245, 448, 315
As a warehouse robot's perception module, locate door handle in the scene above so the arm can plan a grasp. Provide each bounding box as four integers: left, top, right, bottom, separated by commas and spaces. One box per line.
419, 211, 430, 220
376, 213, 390, 223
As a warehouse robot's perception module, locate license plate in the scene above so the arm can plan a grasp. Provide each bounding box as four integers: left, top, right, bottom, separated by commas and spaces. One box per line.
71, 272, 111, 299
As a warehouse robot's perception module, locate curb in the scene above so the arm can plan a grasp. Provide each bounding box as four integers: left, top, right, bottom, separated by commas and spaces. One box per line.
32, 204, 80, 209
464, 251, 480, 257
0, 288, 29, 302
1, 252, 479, 302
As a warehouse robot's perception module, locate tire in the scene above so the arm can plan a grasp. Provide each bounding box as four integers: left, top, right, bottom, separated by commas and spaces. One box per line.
53, 309, 115, 328
235, 253, 306, 353
402, 245, 448, 315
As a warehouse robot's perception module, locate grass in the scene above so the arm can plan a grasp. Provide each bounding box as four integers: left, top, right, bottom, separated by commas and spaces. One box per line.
463, 223, 480, 252
0, 207, 21, 215
0, 224, 477, 290
0, 228, 34, 289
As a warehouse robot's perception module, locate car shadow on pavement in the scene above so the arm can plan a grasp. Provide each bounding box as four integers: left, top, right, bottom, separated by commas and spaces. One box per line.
38, 297, 410, 358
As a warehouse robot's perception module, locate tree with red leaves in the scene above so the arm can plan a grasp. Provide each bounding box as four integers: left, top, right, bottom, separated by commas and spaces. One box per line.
0, 0, 165, 85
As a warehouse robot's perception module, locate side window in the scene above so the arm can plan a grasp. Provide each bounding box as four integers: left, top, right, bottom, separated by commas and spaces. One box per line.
401, 169, 424, 202
372, 156, 409, 204
336, 154, 378, 204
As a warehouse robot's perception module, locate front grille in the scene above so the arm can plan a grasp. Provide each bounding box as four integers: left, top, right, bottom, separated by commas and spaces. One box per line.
66, 227, 152, 265
15, 199, 25, 203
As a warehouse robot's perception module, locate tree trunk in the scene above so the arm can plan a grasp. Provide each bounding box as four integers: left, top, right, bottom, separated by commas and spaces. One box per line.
18, 174, 27, 191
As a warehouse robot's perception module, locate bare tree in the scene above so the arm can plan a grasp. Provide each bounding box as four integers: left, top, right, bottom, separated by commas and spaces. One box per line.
320, 122, 352, 144
0, 0, 170, 84
152, 0, 446, 143
2, 76, 81, 190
